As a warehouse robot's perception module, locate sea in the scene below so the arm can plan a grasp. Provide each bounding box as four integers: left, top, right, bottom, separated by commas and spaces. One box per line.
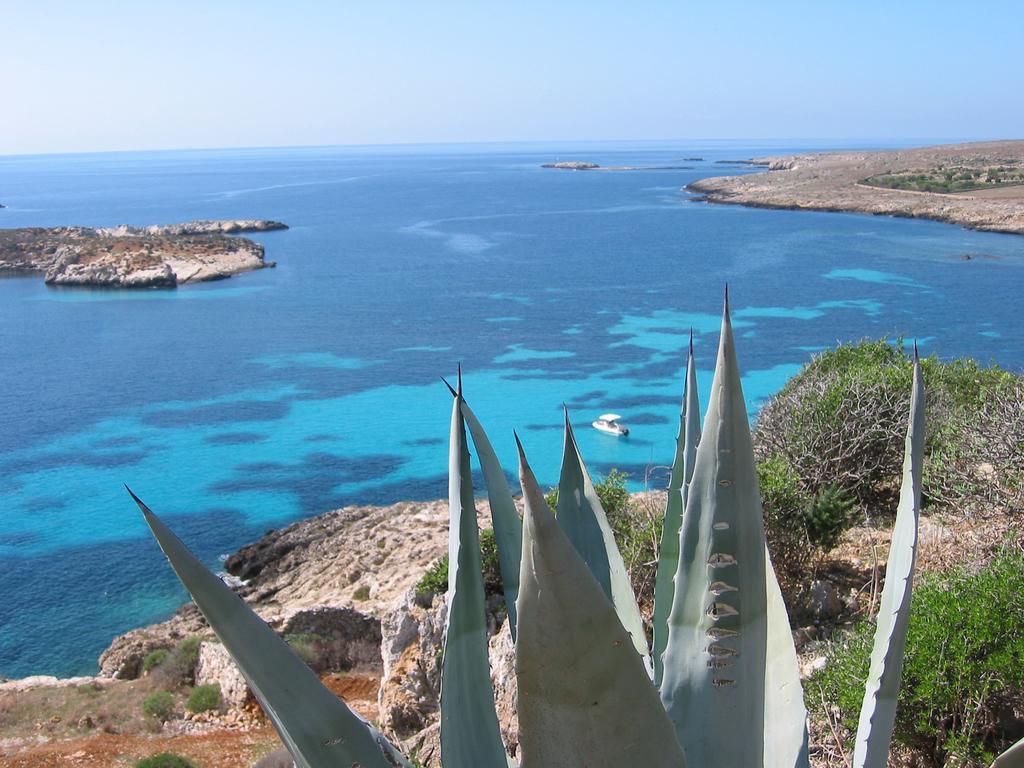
1, 140, 1021, 679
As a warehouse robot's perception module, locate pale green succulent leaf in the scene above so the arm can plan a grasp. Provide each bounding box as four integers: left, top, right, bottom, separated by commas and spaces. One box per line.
457, 393, 522, 641
440, 380, 509, 768
992, 736, 1024, 768
128, 489, 407, 768
660, 297, 770, 768
764, 545, 811, 768
556, 409, 652, 676
852, 355, 925, 768
653, 334, 701, 687
514, 436, 688, 768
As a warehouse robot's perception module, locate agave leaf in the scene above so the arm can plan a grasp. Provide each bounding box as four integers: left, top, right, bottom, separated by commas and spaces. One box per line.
852, 352, 925, 768
992, 737, 1024, 768
653, 332, 701, 687
514, 435, 688, 768
439, 375, 508, 768
444, 376, 523, 640
660, 294, 771, 768
556, 409, 652, 676
128, 489, 407, 768
764, 544, 811, 768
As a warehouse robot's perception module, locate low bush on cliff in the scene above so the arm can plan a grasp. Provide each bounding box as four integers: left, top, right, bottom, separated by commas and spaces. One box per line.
141, 690, 175, 721
142, 648, 169, 674
807, 548, 1024, 767
149, 636, 203, 689
415, 527, 502, 601
136, 754, 196, 768
755, 340, 1023, 567
185, 683, 222, 714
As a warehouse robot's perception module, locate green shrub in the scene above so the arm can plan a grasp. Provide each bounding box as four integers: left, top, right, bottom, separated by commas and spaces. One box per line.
416, 553, 449, 600
807, 549, 1024, 767
758, 456, 812, 578
755, 339, 1023, 520
543, 467, 632, 517
142, 648, 170, 674
353, 585, 371, 601
804, 484, 855, 550
185, 683, 222, 714
415, 527, 503, 600
141, 690, 175, 721
136, 754, 196, 768
415, 469, 637, 604
599, 470, 661, 609
175, 636, 202, 668
755, 339, 912, 511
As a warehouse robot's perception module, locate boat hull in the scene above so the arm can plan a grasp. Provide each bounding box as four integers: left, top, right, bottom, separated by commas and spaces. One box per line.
592, 421, 629, 436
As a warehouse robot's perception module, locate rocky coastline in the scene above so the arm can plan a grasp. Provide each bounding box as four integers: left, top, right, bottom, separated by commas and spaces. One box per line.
0, 219, 287, 288
0, 497, 495, 766
688, 140, 1024, 234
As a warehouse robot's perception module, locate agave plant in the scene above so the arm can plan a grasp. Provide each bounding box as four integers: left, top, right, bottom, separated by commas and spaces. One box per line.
129, 295, 1016, 768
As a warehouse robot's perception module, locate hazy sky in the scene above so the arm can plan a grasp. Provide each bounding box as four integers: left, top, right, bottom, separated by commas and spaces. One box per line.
2, 1, 1021, 155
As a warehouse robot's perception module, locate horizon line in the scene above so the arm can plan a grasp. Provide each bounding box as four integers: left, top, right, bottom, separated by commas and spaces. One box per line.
1, 135, 1015, 161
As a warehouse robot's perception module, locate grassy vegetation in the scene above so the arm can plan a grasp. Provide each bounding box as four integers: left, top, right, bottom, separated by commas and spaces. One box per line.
862, 165, 1024, 193
807, 549, 1024, 767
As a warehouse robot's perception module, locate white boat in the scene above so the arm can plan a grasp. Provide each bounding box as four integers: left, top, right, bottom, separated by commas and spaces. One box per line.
592, 413, 629, 437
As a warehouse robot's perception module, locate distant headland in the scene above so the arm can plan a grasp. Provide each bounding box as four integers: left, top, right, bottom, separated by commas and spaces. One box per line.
541, 160, 694, 171
688, 140, 1024, 234
0, 220, 287, 288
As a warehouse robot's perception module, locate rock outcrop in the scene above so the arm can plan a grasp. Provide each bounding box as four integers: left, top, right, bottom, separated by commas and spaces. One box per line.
196, 642, 251, 709
688, 140, 1024, 234
97, 499, 474, 681
0, 219, 287, 287
98, 603, 210, 679
541, 161, 601, 170
378, 590, 445, 738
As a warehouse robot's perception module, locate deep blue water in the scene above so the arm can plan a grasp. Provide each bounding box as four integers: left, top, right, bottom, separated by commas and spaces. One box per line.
1, 141, 1021, 678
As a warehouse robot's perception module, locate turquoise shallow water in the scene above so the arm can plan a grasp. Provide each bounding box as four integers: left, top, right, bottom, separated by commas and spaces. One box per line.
1, 141, 1021, 677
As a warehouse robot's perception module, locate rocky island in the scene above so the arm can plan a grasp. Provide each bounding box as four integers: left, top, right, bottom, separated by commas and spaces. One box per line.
688, 140, 1024, 234
541, 160, 693, 171
0, 219, 287, 288
541, 160, 601, 170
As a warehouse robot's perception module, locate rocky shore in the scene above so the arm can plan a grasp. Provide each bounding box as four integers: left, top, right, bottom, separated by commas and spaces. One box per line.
0, 497, 494, 766
688, 140, 1024, 234
0, 219, 287, 288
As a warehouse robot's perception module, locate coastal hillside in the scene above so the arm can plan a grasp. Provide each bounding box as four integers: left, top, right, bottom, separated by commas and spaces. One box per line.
0, 220, 287, 288
689, 140, 1024, 234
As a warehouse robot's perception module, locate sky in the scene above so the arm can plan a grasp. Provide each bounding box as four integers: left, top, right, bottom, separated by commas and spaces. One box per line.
2, 0, 1022, 155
